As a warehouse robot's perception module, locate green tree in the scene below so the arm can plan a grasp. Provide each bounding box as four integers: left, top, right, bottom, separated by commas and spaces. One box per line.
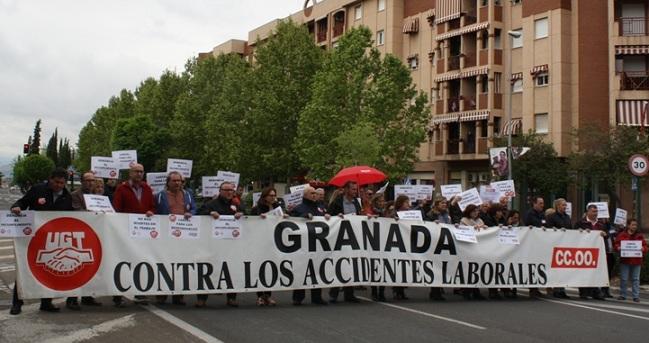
29, 119, 42, 155
12, 154, 55, 191
111, 116, 171, 172
46, 128, 58, 164
333, 121, 380, 167
58, 138, 72, 169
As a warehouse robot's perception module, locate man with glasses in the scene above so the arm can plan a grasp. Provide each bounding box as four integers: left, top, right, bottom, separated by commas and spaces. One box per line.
197, 181, 243, 307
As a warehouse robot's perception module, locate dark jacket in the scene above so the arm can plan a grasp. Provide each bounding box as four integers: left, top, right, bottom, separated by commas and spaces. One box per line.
327, 195, 361, 215
198, 196, 240, 215
483, 214, 506, 227
574, 217, 610, 252
523, 208, 545, 227
250, 202, 281, 215
449, 203, 463, 224
545, 211, 572, 229
291, 198, 326, 218
155, 190, 196, 215
11, 182, 73, 211
427, 210, 451, 224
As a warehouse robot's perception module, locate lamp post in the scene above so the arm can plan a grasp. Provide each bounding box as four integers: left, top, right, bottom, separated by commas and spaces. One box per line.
506, 30, 522, 182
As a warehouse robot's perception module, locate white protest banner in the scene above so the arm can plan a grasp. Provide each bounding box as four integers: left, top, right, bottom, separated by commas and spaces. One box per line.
479, 185, 502, 204
490, 180, 516, 198
252, 192, 262, 207
267, 206, 284, 217
13, 212, 608, 299
289, 184, 309, 195
453, 225, 478, 244
284, 192, 303, 208
565, 202, 573, 218
212, 215, 241, 239
415, 185, 434, 201
0, 211, 34, 237
498, 228, 520, 245
111, 150, 137, 170
83, 195, 115, 213
613, 208, 627, 226
587, 202, 610, 219
167, 159, 193, 178
91, 156, 118, 179
217, 171, 240, 188
146, 172, 167, 195
202, 176, 221, 198
394, 185, 417, 203
169, 215, 200, 239
397, 210, 423, 221
457, 188, 483, 211
621, 240, 643, 258
128, 214, 160, 239
440, 184, 463, 200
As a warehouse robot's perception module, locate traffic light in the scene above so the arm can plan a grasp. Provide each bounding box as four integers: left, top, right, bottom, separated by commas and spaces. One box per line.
23, 144, 30, 154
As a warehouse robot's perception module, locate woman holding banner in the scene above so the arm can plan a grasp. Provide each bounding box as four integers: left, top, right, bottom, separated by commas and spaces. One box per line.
392, 195, 412, 300
460, 204, 486, 300
425, 198, 449, 301
250, 187, 282, 306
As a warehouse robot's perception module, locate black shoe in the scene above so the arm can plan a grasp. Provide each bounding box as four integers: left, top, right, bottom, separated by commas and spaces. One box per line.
40, 303, 61, 312
579, 295, 589, 300
66, 299, 81, 311
311, 299, 328, 305
81, 297, 102, 306
9, 304, 21, 315
558, 292, 570, 299
345, 296, 361, 303
593, 295, 606, 301
529, 290, 543, 298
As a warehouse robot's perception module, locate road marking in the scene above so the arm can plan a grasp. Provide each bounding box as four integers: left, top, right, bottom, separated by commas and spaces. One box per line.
142, 304, 225, 343
42, 314, 136, 343
577, 302, 649, 313
0, 246, 13, 251
0, 266, 16, 273
541, 298, 649, 321
0, 239, 12, 243
357, 296, 486, 330
0, 255, 15, 260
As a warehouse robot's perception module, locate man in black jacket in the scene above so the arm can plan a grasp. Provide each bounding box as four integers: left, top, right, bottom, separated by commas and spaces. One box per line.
573, 205, 607, 300
523, 196, 545, 298
544, 198, 571, 299
196, 181, 242, 307
327, 181, 361, 303
9, 168, 73, 315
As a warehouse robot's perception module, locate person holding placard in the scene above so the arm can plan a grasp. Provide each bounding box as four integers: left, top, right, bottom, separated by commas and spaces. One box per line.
460, 204, 486, 301
71, 172, 96, 211
392, 195, 414, 300
614, 219, 647, 302
573, 204, 607, 300
425, 197, 449, 301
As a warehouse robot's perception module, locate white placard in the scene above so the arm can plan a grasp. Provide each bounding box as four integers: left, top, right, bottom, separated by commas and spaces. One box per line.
83, 194, 115, 213
289, 184, 309, 195
621, 240, 643, 258
167, 159, 193, 178
284, 192, 303, 208
0, 211, 34, 237
217, 171, 240, 188
440, 184, 463, 200
613, 208, 627, 226
498, 228, 520, 245
394, 185, 417, 203
169, 215, 200, 239
479, 185, 502, 204
565, 202, 573, 218
146, 172, 167, 195
457, 188, 483, 211
397, 210, 423, 221
490, 180, 516, 198
202, 176, 221, 198
111, 150, 138, 170
587, 202, 609, 219
212, 215, 242, 239
91, 156, 118, 179
128, 214, 160, 239
252, 192, 262, 206
415, 185, 434, 201
453, 225, 478, 243
267, 206, 284, 217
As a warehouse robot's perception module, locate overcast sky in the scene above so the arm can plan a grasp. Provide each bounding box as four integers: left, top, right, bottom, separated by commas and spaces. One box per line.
0, 0, 301, 165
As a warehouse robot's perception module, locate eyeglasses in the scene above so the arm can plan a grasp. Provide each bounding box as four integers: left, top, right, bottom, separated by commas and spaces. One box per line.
221, 189, 235, 192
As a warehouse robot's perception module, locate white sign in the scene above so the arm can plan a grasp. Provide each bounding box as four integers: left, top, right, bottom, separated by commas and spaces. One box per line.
169, 215, 200, 239
457, 188, 483, 211
284, 192, 303, 209
202, 176, 222, 198
587, 202, 610, 219
415, 185, 434, 201
167, 159, 193, 178
498, 228, 520, 245
128, 214, 160, 239
479, 185, 502, 204
111, 150, 138, 170
217, 171, 240, 189
394, 185, 417, 203
0, 211, 34, 237
91, 156, 118, 179
212, 215, 242, 239
289, 184, 309, 195
83, 194, 115, 213
490, 180, 516, 198
565, 202, 573, 218
453, 225, 478, 243
614, 208, 627, 226
267, 206, 284, 217
440, 184, 463, 200
252, 192, 262, 207
146, 172, 167, 195
628, 154, 649, 177
621, 240, 643, 258
397, 210, 423, 221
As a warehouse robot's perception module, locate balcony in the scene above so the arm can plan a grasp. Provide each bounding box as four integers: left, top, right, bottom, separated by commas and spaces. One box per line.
464, 53, 477, 68
448, 98, 461, 112
448, 55, 461, 71
463, 96, 477, 111
332, 11, 345, 38
621, 72, 649, 90
620, 18, 648, 36
464, 9, 477, 25
479, 6, 488, 23
478, 137, 488, 154
447, 139, 460, 154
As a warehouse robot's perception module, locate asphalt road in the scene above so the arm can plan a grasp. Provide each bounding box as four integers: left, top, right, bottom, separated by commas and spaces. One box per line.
1, 188, 648, 342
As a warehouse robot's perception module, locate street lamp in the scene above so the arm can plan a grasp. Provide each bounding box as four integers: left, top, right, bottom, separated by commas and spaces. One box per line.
506, 30, 522, 183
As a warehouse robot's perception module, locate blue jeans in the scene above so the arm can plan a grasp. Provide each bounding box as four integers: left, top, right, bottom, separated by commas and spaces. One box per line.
619, 264, 641, 299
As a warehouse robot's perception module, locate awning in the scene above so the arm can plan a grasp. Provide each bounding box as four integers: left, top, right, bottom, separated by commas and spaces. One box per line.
459, 110, 490, 122
406, 53, 419, 60
403, 17, 419, 34
434, 67, 488, 82
425, 9, 436, 19
435, 22, 489, 41
431, 110, 490, 125
510, 72, 523, 81
530, 64, 549, 76
431, 113, 461, 125
501, 119, 522, 135
435, 0, 461, 24
615, 45, 649, 55
617, 100, 649, 126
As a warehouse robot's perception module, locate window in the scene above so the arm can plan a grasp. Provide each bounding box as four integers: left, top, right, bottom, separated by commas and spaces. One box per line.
377, 30, 385, 45
409, 56, 419, 70
431, 87, 439, 102
355, 5, 362, 20
494, 29, 502, 49
494, 72, 502, 93
480, 30, 489, 49
535, 18, 548, 39
481, 0, 488, 6
480, 75, 489, 93
512, 29, 523, 48
512, 79, 523, 93
378, 0, 386, 12
535, 113, 548, 134
512, 0, 522, 5
535, 72, 549, 86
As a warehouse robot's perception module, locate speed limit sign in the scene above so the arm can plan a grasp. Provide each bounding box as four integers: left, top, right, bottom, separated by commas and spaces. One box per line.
629, 154, 649, 176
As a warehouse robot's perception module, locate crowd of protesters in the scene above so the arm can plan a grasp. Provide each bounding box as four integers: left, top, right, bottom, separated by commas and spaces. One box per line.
7, 165, 648, 315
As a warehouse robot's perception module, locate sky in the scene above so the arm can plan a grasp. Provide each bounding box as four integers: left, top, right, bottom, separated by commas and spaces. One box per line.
0, 0, 302, 166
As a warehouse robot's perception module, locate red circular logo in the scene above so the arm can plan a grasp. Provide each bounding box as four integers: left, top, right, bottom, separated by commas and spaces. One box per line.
232, 229, 240, 238
109, 170, 117, 178
169, 214, 177, 222
27, 217, 102, 291
150, 230, 159, 239
172, 229, 181, 237
23, 227, 32, 236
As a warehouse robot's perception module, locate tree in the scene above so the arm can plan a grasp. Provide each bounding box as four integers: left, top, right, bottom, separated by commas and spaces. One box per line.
46, 128, 58, 164
12, 154, 55, 192
111, 116, 171, 172
58, 138, 72, 169
29, 119, 42, 155
333, 121, 380, 167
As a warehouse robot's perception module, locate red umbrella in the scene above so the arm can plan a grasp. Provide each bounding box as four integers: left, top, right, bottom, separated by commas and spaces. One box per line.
328, 166, 387, 187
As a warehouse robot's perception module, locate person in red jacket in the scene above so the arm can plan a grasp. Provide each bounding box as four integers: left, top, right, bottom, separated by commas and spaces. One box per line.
614, 218, 647, 302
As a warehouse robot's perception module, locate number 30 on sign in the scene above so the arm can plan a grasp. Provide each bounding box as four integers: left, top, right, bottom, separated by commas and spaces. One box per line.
628, 154, 649, 177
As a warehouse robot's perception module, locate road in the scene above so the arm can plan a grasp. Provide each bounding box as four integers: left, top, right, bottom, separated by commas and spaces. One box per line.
0, 188, 648, 342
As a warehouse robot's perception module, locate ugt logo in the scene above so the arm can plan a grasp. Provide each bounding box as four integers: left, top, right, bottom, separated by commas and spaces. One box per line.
28, 218, 102, 291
